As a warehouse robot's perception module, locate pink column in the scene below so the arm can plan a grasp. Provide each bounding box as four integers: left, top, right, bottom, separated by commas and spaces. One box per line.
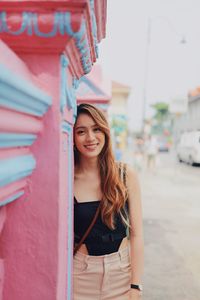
0, 1, 107, 299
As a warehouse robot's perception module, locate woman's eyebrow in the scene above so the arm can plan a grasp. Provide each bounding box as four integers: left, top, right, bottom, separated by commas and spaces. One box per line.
75, 124, 97, 130
75, 126, 86, 130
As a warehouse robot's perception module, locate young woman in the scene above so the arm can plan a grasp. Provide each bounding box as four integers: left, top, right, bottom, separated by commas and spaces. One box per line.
73, 103, 144, 300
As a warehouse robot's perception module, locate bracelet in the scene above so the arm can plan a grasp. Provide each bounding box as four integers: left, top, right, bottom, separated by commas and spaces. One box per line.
130, 284, 143, 291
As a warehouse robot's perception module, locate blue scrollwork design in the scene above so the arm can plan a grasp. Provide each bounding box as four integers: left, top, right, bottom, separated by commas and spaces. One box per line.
89, 0, 99, 57
60, 54, 77, 121
0, 11, 30, 35
60, 54, 69, 113
0, 11, 93, 73
33, 12, 58, 37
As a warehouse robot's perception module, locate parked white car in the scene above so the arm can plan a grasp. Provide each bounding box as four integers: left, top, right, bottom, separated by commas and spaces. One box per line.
177, 131, 200, 165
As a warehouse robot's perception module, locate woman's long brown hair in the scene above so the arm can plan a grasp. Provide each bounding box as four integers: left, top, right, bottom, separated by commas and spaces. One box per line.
74, 103, 129, 229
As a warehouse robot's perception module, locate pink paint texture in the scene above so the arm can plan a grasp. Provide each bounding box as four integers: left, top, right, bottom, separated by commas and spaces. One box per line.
0, 108, 43, 134
0, 208, 6, 300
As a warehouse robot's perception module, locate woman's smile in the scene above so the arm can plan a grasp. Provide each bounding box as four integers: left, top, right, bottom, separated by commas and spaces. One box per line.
84, 143, 99, 150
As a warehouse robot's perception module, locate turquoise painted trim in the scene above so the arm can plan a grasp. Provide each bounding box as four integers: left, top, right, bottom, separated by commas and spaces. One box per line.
61, 121, 72, 134
60, 55, 69, 113
61, 120, 73, 299
89, 0, 99, 58
0, 12, 29, 35
0, 191, 24, 207
72, 78, 80, 90
0, 11, 84, 38
0, 63, 52, 116
0, 154, 36, 187
33, 12, 58, 37
0, 11, 93, 73
60, 54, 77, 123
82, 77, 105, 95
65, 123, 73, 300
76, 76, 106, 97
0, 133, 37, 148
72, 78, 78, 123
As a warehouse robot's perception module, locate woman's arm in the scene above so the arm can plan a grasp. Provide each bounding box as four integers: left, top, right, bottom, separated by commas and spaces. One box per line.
127, 165, 144, 298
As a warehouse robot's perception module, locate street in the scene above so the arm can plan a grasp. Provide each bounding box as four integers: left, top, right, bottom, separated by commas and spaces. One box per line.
138, 151, 200, 300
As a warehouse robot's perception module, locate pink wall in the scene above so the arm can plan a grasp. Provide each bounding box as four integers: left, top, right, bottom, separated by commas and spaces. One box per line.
2, 55, 61, 300
0, 1, 107, 299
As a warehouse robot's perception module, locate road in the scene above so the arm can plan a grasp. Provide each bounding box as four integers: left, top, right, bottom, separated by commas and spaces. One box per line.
138, 151, 200, 300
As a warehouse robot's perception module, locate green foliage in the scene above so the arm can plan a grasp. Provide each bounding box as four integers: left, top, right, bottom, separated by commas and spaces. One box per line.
151, 102, 169, 122
151, 102, 172, 137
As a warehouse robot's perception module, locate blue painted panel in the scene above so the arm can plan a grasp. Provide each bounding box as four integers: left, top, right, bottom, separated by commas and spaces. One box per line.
0, 133, 37, 148
0, 191, 24, 207
0, 63, 52, 116
0, 154, 36, 187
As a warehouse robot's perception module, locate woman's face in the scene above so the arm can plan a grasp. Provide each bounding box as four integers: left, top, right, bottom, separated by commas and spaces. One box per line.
74, 113, 106, 160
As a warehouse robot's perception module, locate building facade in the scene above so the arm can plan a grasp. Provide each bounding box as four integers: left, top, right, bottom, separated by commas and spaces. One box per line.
173, 88, 200, 142
109, 81, 131, 154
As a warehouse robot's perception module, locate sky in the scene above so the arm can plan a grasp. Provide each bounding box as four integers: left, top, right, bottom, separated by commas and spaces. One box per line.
98, 0, 200, 131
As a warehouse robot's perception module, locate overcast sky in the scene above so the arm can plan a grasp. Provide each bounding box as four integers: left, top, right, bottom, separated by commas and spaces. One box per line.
98, 0, 200, 131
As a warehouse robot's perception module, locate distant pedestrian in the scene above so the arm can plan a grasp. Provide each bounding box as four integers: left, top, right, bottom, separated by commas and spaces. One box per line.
73, 103, 144, 299
146, 135, 158, 170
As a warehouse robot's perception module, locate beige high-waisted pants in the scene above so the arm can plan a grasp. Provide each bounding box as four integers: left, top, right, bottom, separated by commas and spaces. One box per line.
73, 246, 131, 300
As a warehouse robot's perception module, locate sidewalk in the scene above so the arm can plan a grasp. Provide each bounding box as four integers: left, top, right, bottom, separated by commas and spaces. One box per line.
121, 148, 200, 300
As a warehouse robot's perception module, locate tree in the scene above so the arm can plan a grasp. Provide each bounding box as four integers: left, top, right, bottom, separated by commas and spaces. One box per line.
151, 102, 169, 122
151, 102, 172, 137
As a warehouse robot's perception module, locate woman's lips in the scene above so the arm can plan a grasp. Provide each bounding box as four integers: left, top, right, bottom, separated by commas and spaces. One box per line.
84, 143, 98, 150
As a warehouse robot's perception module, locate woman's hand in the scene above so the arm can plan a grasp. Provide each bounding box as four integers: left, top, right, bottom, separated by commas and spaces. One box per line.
129, 288, 142, 299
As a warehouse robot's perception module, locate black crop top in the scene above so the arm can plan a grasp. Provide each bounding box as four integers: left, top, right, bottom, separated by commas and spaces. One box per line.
74, 197, 128, 256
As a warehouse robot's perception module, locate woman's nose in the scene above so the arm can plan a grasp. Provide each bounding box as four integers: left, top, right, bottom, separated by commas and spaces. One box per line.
86, 130, 95, 141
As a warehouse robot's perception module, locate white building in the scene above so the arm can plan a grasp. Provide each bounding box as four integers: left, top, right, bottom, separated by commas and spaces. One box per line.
173, 88, 200, 143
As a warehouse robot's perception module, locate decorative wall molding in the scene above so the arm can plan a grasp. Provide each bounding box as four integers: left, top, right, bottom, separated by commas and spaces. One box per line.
0, 179, 27, 202
94, 0, 107, 42
0, 154, 36, 188
0, 133, 37, 148
0, 63, 52, 116
0, 61, 51, 207
0, 11, 93, 73
0, 190, 24, 207
61, 120, 73, 300
60, 54, 77, 122
0, 108, 43, 133
0, 11, 84, 38
89, 0, 99, 58
61, 121, 72, 134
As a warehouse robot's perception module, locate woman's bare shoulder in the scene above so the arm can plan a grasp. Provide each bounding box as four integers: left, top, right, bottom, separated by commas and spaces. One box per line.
126, 164, 140, 188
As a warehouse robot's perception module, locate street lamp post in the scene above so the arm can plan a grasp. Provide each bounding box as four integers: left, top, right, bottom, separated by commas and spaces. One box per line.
142, 16, 186, 135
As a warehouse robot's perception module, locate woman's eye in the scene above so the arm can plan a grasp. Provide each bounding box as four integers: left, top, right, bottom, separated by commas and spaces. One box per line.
77, 130, 85, 135
94, 127, 101, 132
